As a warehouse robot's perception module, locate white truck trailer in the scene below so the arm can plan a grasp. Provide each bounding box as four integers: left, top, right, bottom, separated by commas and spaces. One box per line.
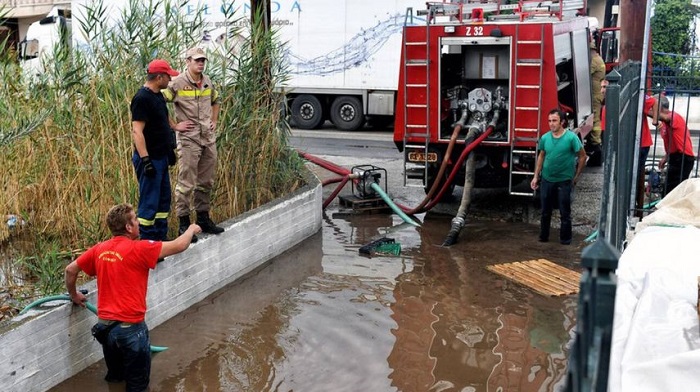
276, 0, 425, 131
69, 0, 424, 131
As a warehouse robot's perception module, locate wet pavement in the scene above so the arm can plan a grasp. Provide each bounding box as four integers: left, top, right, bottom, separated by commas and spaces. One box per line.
51, 205, 583, 391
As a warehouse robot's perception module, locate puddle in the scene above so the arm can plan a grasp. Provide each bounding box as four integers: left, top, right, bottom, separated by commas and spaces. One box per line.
51, 211, 582, 391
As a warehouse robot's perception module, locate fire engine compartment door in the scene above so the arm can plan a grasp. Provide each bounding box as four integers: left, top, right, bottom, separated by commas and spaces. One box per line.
571, 29, 592, 127
440, 37, 512, 81
439, 36, 511, 141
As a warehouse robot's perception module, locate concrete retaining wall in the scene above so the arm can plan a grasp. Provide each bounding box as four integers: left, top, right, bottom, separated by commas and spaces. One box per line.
0, 171, 322, 392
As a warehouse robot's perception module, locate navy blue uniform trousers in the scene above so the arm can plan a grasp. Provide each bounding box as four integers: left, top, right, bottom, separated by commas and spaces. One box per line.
132, 153, 171, 241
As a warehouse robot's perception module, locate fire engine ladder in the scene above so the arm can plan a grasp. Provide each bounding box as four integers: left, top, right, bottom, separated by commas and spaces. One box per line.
420, 1, 519, 22
402, 7, 433, 188
509, 23, 545, 196
419, 0, 586, 22
518, 0, 587, 20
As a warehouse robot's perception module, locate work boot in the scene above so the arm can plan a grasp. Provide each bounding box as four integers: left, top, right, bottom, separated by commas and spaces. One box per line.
179, 215, 198, 243
197, 211, 224, 234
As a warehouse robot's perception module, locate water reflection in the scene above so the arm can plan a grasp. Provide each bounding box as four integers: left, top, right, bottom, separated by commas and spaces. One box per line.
386, 216, 577, 392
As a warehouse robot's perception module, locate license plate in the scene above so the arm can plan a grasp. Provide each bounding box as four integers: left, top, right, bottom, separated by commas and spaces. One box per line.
408, 151, 438, 163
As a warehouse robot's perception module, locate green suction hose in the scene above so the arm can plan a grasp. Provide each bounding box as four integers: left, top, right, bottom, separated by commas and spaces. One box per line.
369, 183, 421, 227
20, 295, 168, 352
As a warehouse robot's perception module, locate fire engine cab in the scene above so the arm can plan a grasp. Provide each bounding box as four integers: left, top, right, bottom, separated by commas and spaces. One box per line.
394, 0, 594, 197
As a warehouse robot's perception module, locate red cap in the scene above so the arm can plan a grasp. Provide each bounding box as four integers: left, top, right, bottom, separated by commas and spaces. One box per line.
147, 59, 179, 76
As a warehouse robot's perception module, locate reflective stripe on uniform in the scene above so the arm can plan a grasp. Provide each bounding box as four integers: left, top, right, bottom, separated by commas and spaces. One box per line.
138, 217, 155, 226
177, 89, 212, 98
140, 212, 169, 226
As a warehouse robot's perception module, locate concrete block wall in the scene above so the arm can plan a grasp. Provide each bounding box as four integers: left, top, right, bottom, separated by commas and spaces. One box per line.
0, 173, 322, 392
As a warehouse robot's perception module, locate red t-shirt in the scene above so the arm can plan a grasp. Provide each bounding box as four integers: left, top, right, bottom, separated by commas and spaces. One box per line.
640, 94, 656, 148
660, 111, 695, 157
77, 237, 161, 323
601, 95, 655, 148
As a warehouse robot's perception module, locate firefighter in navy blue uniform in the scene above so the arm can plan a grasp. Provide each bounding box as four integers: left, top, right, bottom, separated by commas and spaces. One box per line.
131, 59, 190, 241
163, 47, 224, 240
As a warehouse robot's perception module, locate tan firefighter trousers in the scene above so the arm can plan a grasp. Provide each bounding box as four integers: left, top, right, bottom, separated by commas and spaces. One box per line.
175, 139, 217, 217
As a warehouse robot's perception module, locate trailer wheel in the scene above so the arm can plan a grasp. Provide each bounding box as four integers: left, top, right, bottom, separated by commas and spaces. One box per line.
291, 95, 323, 129
330, 96, 365, 131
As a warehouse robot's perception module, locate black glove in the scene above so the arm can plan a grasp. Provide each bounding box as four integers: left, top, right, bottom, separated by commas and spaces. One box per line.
141, 156, 156, 178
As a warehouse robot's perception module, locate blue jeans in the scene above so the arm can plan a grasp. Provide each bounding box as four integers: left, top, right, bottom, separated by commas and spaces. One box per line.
102, 321, 151, 392
539, 179, 573, 243
133, 153, 171, 241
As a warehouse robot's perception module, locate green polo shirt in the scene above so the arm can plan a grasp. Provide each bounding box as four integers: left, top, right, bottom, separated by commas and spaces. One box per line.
538, 130, 583, 182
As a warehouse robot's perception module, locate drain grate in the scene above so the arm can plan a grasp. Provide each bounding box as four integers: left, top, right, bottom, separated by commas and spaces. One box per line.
486, 259, 581, 296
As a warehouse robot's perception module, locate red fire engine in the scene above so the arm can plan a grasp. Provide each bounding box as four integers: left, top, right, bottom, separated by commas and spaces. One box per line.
394, 0, 595, 197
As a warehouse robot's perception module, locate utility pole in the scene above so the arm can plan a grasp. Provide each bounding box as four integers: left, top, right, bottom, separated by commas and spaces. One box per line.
619, 0, 649, 62
619, 0, 652, 217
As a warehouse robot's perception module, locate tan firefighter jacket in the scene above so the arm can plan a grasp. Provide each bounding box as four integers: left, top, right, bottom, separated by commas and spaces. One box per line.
163, 71, 221, 145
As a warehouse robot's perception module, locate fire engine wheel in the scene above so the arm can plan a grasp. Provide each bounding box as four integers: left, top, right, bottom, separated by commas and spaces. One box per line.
291, 94, 324, 129
330, 96, 365, 131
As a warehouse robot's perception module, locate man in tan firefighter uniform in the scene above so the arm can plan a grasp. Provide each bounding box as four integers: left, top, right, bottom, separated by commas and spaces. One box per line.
587, 41, 606, 165
164, 47, 224, 241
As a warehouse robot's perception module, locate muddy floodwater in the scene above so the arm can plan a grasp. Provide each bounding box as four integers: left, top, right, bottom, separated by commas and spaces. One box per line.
51, 211, 583, 392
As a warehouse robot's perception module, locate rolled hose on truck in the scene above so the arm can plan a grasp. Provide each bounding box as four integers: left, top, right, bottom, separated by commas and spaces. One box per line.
20, 295, 168, 352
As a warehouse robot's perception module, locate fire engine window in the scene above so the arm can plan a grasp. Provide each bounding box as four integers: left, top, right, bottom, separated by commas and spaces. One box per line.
600, 30, 619, 65
20, 39, 39, 60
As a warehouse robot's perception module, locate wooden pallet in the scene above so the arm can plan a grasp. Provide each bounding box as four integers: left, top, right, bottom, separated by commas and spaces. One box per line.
338, 195, 391, 213
486, 258, 581, 297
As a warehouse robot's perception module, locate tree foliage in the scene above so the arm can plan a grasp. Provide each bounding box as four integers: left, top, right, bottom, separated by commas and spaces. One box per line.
651, 0, 700, 67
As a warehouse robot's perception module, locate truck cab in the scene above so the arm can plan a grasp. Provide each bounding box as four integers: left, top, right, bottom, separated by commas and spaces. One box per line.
18, 6, 72, 80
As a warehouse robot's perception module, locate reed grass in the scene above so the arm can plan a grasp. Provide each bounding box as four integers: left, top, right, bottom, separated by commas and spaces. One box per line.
0, 0, 304, 295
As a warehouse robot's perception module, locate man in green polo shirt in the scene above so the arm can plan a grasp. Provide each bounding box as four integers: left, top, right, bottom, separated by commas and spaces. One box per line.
530, 109, 587, 245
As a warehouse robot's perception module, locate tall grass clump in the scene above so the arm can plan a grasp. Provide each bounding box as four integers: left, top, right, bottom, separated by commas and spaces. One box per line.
0, 0, 304, 296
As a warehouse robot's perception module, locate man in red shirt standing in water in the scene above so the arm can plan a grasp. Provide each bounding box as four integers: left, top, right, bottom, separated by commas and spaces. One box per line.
65, 203, 201, 391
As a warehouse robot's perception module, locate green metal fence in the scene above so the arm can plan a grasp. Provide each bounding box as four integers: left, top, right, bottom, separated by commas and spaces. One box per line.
565, 61, 641, 391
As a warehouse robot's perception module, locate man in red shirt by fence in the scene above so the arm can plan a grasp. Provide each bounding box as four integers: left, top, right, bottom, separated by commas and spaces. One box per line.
654, 95, 696, 195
